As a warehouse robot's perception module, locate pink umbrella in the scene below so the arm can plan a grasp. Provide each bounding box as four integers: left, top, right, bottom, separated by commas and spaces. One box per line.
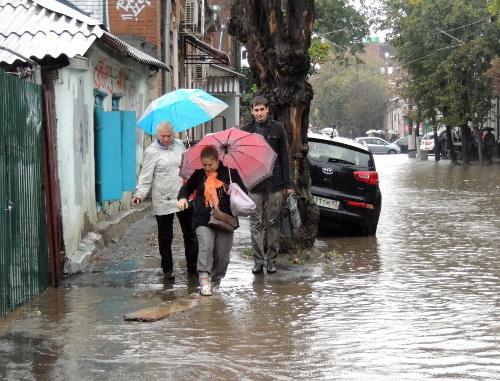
179, 128, 277, 190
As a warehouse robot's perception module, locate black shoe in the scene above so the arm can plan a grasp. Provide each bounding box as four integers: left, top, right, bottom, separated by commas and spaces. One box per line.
187, 268, 198, 276
163, 271, 175, 280
267, 261, 277, 273
252, 263, 264, 274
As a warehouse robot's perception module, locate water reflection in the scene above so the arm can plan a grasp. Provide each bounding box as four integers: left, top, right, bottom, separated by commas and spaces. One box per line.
1, 156, 499, 380
312, 155, 500, 379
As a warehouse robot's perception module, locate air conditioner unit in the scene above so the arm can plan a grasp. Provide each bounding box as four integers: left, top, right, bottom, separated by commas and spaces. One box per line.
193, 64, 206, 80
185, 0, 199, 26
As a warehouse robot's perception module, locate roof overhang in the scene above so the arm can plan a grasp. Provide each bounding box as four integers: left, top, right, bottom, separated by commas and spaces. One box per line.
0, 0, 170, 73
102, 32, 171, 72
183, 34, 229, 65
208, 64, 244, 78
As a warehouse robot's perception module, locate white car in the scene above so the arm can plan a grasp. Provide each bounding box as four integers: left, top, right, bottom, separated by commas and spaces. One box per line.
354, 137, 401, 154
320, 127, 339, 137
420, 132, 435, 153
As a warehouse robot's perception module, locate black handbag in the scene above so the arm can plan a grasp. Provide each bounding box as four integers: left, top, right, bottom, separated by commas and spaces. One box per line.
208, 208, 238, 232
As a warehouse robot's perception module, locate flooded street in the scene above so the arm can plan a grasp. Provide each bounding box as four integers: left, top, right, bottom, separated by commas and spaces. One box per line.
1, 155, 500, 380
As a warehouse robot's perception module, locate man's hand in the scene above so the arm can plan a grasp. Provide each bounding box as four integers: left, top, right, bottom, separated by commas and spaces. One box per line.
131, 197, 141, 206
177, 198, 189, 211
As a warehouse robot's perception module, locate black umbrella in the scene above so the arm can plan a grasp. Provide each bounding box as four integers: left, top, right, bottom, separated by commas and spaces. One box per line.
482, 127, 494, 131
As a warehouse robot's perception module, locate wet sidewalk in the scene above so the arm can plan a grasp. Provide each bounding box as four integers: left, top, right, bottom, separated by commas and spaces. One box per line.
62, 211, 260, 290
0, 212, 322, 380
2, 155, 500, 380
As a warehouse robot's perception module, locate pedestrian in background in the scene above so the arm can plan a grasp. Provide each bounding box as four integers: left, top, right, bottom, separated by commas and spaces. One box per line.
241, 96, 293, 275
177, 145, 247, 296
132, 121, 198, 279
484, 130, 496, 162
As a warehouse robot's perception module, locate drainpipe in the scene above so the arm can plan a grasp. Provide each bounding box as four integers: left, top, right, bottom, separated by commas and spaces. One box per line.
173, 22, 179, 88
201, 0, 205, 35
34, 65, 42, 85
218, 24, 226, 50
164, 0, 171, 92
102, 0, 108, 30
497, 96, 499, 140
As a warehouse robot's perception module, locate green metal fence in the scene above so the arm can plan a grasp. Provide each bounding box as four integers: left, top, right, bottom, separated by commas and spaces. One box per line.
0, 69, 49, 318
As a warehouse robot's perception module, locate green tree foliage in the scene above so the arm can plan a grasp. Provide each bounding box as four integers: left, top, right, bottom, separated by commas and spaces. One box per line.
239, 66, 258, 125
487, 0, 500, 13
309, 37, 332, 69
347, 80, 390, 135
312, 0, 370, 66
310, 47, 392, 136
381, 0, 500, 163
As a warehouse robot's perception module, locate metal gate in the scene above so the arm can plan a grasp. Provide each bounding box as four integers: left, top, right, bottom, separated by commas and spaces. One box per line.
0, 69, 49, 318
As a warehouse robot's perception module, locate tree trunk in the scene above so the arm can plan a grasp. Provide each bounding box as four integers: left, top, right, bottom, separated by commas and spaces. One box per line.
228, 0, 318, 249
476, 124, 484, 164
460, 123, 470, 165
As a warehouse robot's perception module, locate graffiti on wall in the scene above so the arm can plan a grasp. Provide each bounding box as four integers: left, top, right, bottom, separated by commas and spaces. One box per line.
94, 59, 114, 94
116, 0, 151, 21
127, 82, 140, 113
117, 70, 129, 93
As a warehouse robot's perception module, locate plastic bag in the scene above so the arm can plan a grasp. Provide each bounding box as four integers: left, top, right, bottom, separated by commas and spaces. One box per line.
228, 182, 256, 217
285, 193, 302, 229
282, 206, 293, 238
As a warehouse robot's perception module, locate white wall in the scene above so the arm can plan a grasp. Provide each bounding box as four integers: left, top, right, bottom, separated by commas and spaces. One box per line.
54, 66, 97, 257
54, 48, 151, 262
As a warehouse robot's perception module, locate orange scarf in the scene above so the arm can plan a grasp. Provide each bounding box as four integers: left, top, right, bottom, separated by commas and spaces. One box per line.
204, 172, 228, 209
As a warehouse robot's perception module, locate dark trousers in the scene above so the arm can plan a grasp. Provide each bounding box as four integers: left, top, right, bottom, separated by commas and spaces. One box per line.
485, 144, 493, 161
155, 207, 198, 274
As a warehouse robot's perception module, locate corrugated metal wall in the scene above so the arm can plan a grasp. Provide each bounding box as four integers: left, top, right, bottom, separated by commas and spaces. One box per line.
0, 69, 49, 318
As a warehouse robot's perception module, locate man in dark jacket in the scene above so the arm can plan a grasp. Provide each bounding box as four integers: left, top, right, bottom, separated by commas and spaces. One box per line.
241, 96, 293, 274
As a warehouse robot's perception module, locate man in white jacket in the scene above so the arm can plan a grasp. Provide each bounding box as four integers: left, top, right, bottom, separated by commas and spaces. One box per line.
131, 121, 198, 279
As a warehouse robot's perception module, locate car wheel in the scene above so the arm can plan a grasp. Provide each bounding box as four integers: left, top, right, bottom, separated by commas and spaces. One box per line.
365, 219, 378, 235
363, 195, 381, 235
388, 149, 397, 154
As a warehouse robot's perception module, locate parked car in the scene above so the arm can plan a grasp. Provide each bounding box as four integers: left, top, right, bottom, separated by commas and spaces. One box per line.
307, 132, 382, 235
419, 132, 435, 153
320, 127, 339, 137
354, 137, 401, 154
393, 136, 409, 153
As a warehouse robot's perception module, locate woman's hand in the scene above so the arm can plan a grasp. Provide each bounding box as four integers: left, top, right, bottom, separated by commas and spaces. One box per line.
177, 198, 189, 211
131, 197, 141, 206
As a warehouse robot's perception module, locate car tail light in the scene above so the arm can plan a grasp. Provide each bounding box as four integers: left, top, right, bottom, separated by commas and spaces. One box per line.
426, 141, 432, 146
354, 171, 379, 185
347, 201, 376, 209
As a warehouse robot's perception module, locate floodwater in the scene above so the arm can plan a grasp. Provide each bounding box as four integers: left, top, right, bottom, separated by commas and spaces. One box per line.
1, 155, 500, 380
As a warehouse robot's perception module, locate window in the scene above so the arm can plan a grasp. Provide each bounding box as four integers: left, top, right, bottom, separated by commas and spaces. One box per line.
308, 140, 370, 166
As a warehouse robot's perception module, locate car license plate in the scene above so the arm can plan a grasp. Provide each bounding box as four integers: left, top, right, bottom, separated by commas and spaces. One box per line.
314, 196, 339, 210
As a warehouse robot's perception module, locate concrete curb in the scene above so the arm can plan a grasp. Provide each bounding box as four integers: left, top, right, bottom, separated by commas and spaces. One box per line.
64, 202, 152, 274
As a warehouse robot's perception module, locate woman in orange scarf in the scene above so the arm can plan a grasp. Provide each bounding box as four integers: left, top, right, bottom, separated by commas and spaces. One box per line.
177, 145, 247, 296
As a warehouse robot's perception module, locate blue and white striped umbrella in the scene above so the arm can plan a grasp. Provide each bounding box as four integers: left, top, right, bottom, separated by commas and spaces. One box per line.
137, 88, 229, 135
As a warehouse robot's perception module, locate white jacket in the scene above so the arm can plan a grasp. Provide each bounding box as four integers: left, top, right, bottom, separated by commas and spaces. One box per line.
134, 139, 185, 215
